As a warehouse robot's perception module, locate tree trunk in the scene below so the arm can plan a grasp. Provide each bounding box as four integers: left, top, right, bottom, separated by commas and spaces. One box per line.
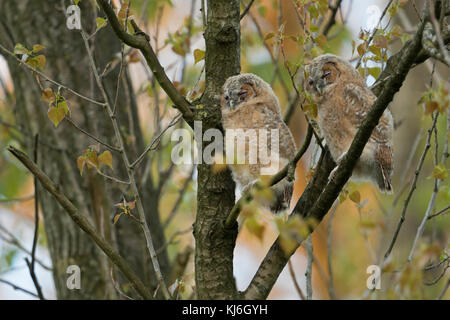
0, 0, 169, 299
193, 0, 241, 299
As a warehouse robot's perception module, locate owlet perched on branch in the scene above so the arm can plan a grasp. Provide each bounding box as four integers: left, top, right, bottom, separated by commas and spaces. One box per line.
221, 73, 297, 212
305, 54, 394, 193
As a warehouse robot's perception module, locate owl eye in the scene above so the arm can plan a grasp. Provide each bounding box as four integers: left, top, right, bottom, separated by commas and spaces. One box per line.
322, 70, 332, 79
238, 90, 248, 100
224, 94, 230, 101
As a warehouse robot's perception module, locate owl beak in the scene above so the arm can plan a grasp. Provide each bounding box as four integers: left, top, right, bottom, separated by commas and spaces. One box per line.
316, 85, 323, 95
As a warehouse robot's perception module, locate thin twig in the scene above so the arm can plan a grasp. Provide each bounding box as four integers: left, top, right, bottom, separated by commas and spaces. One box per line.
437, 279, 450, 299
0, 278, 39, 298
80, 27, 170, 299
305, 234, 313, 300
7, 146, 153, 300
0, 44, 106, 107
427, 0, 450, 66
288, 259, 305, 300
163, 166, 195, 228
65, 118, 121, 152
408, 109, 449, 262
383, 112, 439, 262
326, 201, 338, 299
322, 0, 343, 36
240, 0, 255, 20
25, 135, 45, 300
356, 0, 394, 69
130, 113, 182, 169
428, 205, 450, 220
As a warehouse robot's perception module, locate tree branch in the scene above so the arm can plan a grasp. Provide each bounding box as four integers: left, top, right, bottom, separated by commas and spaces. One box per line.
244, 12, 428, 300
7, 146, 153, 300
96, 0, 193, 121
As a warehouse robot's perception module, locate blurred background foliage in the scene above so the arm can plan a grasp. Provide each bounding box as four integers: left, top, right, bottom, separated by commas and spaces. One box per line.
0, 0, 448, 299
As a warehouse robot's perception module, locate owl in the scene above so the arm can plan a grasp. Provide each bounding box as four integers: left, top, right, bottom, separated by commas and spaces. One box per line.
221, 73, 297, 212
305, 54, 394, 193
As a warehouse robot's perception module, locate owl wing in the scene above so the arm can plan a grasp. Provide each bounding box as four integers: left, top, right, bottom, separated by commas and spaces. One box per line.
344, 83, 394, 191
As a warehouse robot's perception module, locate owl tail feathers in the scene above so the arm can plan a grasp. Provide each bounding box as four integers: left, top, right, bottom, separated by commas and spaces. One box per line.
378, 165, 393, 194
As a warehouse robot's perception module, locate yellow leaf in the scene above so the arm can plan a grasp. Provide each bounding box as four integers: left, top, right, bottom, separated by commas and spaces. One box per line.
314, 34, 328, 48
28, 54, 46, 70
373, 35, 388, 49
47, 106, 66, 127
14, 43, 29, 55
429, 163, 448, 180
246, 217, 265, 241
32, 44, 45, 53
98, 150, 113, 169
77, 156, 86, 176
41, 88, 55, 103
357, 43, 366, 57
87, 150, 99, 168
193, 49, 205, 64
424, 101, 438, 115
113, 214, 121, 225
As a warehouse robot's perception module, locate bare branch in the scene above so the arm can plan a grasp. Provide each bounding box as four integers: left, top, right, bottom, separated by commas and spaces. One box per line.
0, 44, 106, 107
240, 0, 255, 20
25, 135, 45, 300
7, 146, 153, 300
288, 259, 305, 300
96, 0, 193, 120
384, 113, 439, 262
322, 0, 343, 36
0, 278, 39, 298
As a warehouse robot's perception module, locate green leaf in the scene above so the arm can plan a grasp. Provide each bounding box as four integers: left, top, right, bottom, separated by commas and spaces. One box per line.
193, 49, 205, 64
368, 67, 381, 79
98, 151, 113, 169
96, 17, 107, 31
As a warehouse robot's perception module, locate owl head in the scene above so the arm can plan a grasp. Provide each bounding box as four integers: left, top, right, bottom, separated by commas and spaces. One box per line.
221, 73, 277, 109
305, 54, 361, 96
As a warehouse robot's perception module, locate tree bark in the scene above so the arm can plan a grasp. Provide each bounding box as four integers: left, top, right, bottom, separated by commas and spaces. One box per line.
193, 0, 241, 299
0, 0, 169, 299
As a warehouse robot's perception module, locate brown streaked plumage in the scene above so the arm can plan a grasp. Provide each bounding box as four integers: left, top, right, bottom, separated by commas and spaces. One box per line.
221, 73, 297, 212
305, 54, 394, 193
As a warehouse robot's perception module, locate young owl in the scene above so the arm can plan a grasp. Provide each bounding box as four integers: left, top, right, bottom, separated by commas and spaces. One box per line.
305, 54, 394, 193
221, 73, 297, 212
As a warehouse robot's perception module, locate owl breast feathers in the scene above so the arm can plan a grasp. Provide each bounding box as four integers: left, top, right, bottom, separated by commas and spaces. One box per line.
221, 73, 297, 212
305, 54, 394, 193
